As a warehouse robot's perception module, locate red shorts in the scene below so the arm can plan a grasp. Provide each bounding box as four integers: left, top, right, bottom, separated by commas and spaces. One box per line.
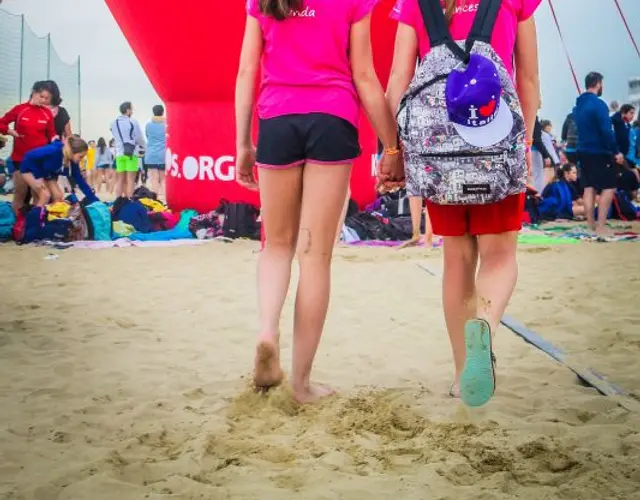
426, 193, 525, 237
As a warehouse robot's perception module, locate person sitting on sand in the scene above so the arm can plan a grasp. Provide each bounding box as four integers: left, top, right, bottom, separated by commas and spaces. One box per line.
385, 0, 542, 406
235, 0, 402, 403
19, 136, 98, 207
538, 164, 585, 220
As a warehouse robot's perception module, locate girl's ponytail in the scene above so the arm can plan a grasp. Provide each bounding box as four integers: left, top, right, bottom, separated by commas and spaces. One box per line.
259, 0, 303, 20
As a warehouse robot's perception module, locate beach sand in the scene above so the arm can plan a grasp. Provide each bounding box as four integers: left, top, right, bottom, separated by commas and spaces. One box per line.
0, 239, 639, 499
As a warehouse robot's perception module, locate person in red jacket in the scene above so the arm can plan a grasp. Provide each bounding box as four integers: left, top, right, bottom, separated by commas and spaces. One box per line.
0, 81, 58, 214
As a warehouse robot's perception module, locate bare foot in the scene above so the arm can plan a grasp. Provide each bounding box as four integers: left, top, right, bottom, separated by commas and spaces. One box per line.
292, 383, 336, 404
397, 235, 422, 250
448, 383, 460, 398
253, 339, 284, 390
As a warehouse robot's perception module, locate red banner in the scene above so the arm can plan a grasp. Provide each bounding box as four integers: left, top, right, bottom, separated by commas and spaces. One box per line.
104, 0, 398, 212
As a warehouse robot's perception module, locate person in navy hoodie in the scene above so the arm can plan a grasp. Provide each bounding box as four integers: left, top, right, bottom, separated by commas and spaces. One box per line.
19, 135, 98, 208
573, 72, 624, 237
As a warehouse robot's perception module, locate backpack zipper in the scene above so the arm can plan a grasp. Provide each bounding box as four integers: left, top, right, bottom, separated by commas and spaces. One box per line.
421, 150, 510, 161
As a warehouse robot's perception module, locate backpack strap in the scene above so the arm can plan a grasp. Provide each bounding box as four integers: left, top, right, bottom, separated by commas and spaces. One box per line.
465, 0, 503, 53
418, 0, 468, 62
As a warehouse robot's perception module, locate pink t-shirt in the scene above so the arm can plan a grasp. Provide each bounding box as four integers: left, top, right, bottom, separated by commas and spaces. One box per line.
247, 0, 378, 127
391, 0, 541, 77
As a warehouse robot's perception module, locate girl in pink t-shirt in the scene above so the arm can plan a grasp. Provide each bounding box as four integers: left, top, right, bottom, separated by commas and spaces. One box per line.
235, 0, 402, 404
385, 0, 542, 405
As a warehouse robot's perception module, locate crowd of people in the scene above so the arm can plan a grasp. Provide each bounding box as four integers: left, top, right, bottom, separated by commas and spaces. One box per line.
530, 72, 639, 236
0, 81, 167, 214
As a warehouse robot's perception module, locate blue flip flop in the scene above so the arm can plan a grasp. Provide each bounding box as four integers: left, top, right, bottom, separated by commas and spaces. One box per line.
460, 318, 496, 407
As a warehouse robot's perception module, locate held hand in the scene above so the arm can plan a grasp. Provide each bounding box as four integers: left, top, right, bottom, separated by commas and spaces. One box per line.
378, 151, 405, 183
8, 129, 21, 139
236, 145, 258, 191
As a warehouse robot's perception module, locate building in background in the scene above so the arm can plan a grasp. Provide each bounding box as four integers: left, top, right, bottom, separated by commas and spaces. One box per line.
629, 77, 640, 111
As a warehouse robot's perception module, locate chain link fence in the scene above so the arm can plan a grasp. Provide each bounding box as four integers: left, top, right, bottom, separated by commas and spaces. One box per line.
0, 9, 81, 146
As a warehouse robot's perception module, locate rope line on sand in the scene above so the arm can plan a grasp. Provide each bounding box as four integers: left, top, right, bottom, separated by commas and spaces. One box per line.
416, 262, 640, 413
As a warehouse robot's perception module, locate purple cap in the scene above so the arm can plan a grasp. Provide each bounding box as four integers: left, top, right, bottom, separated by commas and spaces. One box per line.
445, 54, 513, 147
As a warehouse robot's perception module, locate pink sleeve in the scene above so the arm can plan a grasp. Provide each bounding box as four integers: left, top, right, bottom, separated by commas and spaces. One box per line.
390, 0, 420, 31
246, 0, 259, 18
352, 0, 379, 23
518, 0, 542, 21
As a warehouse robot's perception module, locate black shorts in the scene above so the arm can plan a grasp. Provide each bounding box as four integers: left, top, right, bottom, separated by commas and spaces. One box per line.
578, 153, 617, 191
256, 113, 360, 168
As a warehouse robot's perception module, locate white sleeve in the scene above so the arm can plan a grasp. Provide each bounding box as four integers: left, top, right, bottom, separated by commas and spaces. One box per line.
542, 133, 560, 165
133, 120, 146, 147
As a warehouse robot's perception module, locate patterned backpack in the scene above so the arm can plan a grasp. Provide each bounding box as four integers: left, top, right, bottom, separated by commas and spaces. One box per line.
397, 0, 527, 205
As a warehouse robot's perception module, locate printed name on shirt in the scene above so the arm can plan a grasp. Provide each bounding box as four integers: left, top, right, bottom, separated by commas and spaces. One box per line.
392, 1, 479, 16
290, 6, 315, 17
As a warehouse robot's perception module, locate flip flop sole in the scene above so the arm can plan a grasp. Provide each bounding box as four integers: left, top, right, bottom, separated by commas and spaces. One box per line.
460, 319, 495, 407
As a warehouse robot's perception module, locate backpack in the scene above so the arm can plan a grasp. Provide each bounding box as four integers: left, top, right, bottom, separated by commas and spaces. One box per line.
19, 207, 46, 244
397, 0, 526, 205
380, 189, 411, 217
611, 189, 637, 221
41, 218, 73, 242
220, 202, 260, 240
0, 202, 15, 242
565, 114, 578, 150
83, 201, 112, 240
67, 204, 90, 241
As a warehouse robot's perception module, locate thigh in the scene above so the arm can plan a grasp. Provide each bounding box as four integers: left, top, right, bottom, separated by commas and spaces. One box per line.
258, 167, 304, 246
256, 116, 306, 168
469, 193, 525, 236
46, 179, 64, 202
305, 114, 361, 164
298, 163, 352, 256
425, 202, 468, 237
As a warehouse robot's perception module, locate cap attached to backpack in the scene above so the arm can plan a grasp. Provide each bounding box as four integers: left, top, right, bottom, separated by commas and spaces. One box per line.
445, 53, 513, 148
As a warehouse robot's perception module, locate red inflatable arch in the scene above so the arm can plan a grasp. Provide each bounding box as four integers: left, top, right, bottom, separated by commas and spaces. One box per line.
104, 0, 398, 212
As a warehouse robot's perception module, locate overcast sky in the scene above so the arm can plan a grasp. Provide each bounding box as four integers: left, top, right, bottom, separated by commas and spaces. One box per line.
2, 0, 639, 141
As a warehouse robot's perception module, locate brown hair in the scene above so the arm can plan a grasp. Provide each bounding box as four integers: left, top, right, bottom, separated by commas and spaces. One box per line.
445, 0, 464, 23
63, 135, 88, 165
259, 0, 303, 20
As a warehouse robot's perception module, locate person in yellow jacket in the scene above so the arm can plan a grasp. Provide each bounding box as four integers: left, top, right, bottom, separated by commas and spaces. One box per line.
82, 140, 97, 188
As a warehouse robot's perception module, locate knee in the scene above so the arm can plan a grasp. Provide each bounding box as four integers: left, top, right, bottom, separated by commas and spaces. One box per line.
479, 236, 517, 268
264, 231, 297, 259
296, 228, 332, 263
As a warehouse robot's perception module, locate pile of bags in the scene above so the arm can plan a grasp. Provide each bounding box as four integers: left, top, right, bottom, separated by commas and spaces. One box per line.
342, 188, 422, 243
0, 187, 263, 245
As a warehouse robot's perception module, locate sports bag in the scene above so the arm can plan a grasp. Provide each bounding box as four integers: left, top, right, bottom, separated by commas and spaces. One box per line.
83, 201, 112, 240
397, 0, 527, 205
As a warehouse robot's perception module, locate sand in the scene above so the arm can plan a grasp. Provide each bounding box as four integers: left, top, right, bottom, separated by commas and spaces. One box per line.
1, 238, 639, 499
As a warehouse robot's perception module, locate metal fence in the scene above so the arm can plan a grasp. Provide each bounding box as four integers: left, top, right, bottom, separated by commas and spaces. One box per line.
0, 9, 81, 135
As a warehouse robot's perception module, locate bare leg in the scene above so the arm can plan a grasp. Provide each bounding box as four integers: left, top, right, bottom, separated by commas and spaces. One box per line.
115, 172, 125, 198
126, 172, 137, 198
12, 172, 28, 216
158, 169, 165, 197
334, 187, 350, 246
150, 169, 160, 195
475, 232, 519, 333
583, 187, 596, 231
293, 163, 351, 403
254, 167, 304, 388
46, 180, 65, 203
442, 235, 478, 388
397, 196, 423, 249
595, 188, 615, 237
